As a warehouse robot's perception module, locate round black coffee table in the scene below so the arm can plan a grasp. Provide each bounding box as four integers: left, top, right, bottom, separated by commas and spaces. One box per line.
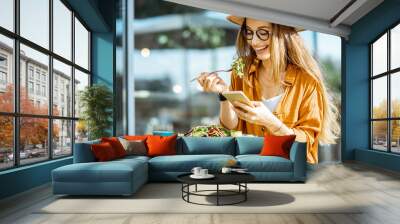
177, 173, 255, 206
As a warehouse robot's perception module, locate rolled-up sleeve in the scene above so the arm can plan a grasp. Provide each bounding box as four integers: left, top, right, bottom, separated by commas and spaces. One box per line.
292, 83, 324, 164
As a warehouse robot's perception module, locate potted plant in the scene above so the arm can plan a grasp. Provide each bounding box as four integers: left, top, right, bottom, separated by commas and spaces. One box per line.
79, 84, 113, 140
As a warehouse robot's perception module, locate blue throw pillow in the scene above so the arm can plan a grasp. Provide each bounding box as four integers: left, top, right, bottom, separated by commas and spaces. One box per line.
180, 137, 235, 155
235, 137, 264, 155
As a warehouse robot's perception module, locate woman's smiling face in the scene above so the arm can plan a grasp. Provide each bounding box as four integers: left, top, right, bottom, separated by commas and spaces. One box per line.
245, 18, 272, 61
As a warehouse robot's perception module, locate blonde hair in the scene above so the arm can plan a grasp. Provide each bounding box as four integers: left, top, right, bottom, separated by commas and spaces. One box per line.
236, 18, 340, 144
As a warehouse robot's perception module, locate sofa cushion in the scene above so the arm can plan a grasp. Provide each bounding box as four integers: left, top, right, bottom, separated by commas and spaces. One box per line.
236, 155, 293, 172
52, 158, 147, 183
179, 137, 235, 155
235, 137, 264, 155
91, 142, 118, 161
147, 134, 177, 157
119, 138, 147, 156
260, 134, 296, 159
149, 154, 235, 172
101, 137, 127, 158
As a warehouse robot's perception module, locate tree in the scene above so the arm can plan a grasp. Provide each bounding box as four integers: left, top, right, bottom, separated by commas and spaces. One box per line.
372, 99, 400, 143
0, 84, 59, 151
79, 84, 113, 140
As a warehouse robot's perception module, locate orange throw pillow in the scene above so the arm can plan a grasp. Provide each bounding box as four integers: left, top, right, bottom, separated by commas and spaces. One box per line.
101, 137, 127, 158
91, 142, 117, 161
260, 134, 296, 159
146, 134, 177, 157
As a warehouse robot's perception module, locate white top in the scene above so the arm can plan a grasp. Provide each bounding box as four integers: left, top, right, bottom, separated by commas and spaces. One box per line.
262, 94, 283, 111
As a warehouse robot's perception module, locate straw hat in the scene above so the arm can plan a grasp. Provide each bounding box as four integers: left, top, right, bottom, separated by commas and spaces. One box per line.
226, 15, 305, 32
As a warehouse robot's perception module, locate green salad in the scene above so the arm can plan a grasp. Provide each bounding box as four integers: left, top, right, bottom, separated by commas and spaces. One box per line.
231, 57, 245, 78
184, 125, 242, 137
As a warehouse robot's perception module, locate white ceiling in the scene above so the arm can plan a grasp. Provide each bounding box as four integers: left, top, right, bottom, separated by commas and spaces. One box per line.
164, 0, 384, 38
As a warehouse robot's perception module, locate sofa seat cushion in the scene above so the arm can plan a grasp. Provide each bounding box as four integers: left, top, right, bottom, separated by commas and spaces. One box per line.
116, 155, 150, 163
149, 154, 235, 172
236, 155, 293, 172
53, 159, 147, 183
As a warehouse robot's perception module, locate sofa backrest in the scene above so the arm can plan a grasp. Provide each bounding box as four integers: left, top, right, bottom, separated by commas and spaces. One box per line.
177, 137, 236, 155
235, 136, 264, 155
73, 136, 269, 163
73, 139, 100, 163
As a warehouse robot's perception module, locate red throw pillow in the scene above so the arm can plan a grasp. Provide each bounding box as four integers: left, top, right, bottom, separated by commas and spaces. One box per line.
101, 137, 126, 158
123, 135, 149, 141
91, 142, 117, 161
146, 134, 177, 157
260, 134, 296, 159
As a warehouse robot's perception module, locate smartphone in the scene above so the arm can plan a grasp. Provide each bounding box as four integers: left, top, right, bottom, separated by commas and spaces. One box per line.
222, 91, 254, 107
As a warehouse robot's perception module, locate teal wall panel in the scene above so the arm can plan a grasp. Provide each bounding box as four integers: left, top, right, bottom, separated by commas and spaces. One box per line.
343, 0, 400, 172
0, 158, 72, 199
92, 33, 114, 88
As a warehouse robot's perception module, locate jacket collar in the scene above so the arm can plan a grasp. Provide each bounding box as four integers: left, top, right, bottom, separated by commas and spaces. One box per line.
248, 58, 296, 87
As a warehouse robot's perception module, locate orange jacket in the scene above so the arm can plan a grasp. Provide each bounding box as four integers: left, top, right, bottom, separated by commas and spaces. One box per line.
225, 59, 324, 164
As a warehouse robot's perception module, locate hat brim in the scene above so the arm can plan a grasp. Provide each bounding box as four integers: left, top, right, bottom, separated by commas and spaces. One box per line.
226, 15, 305, 32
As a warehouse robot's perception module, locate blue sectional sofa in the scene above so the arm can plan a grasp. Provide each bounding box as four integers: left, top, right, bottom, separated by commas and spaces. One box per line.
52, 137, 306, 196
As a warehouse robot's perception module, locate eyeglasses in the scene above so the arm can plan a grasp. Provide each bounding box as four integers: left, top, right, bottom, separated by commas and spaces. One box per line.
243, 27, 270, 41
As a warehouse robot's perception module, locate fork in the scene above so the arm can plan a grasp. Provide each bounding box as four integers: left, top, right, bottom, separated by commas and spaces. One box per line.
190, 68, 233, 82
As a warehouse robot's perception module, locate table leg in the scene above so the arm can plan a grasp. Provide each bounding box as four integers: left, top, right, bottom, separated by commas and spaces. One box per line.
187, 184, 190, 202
245, 183, 247, 201
217, 184, 219, 206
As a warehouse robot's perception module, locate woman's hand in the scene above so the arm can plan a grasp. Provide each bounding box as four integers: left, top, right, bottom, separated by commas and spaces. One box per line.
197, 72, 228, 93
231, 101, 275, 126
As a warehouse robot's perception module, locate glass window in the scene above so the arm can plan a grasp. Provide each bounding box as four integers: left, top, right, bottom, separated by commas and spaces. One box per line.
28, 81, 34, 93
0, 71, 7, 84
36, 83, 40, 95
0, 116, 13, 170
0, 35, 14, 113
0, 0, 91, 170
0, 54, 7, 67
391, 120, 400, 153
372, 121, 388, 151
53, 119, 72, 158
35, 70, 40, 80
53, 0, 72, 60
53, 59, 72, 117
74, 69, 89, 118
20, 44, 49, 115
42, 85, 46, 96
391, 24, 400, 70
372, 33, 387, 76
20, 0, 49, 49
371, 24, 400, 153
391, 72, 400, 118
28, 67, 34, 79
19, 117, 49, 165
74, 18, 89, 70
372, 77, 387, 119
0, 0, 14, 31
75, 120, 88, 143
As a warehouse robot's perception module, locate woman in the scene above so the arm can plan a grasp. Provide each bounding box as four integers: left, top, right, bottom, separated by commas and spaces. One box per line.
196, 16, 340, 164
